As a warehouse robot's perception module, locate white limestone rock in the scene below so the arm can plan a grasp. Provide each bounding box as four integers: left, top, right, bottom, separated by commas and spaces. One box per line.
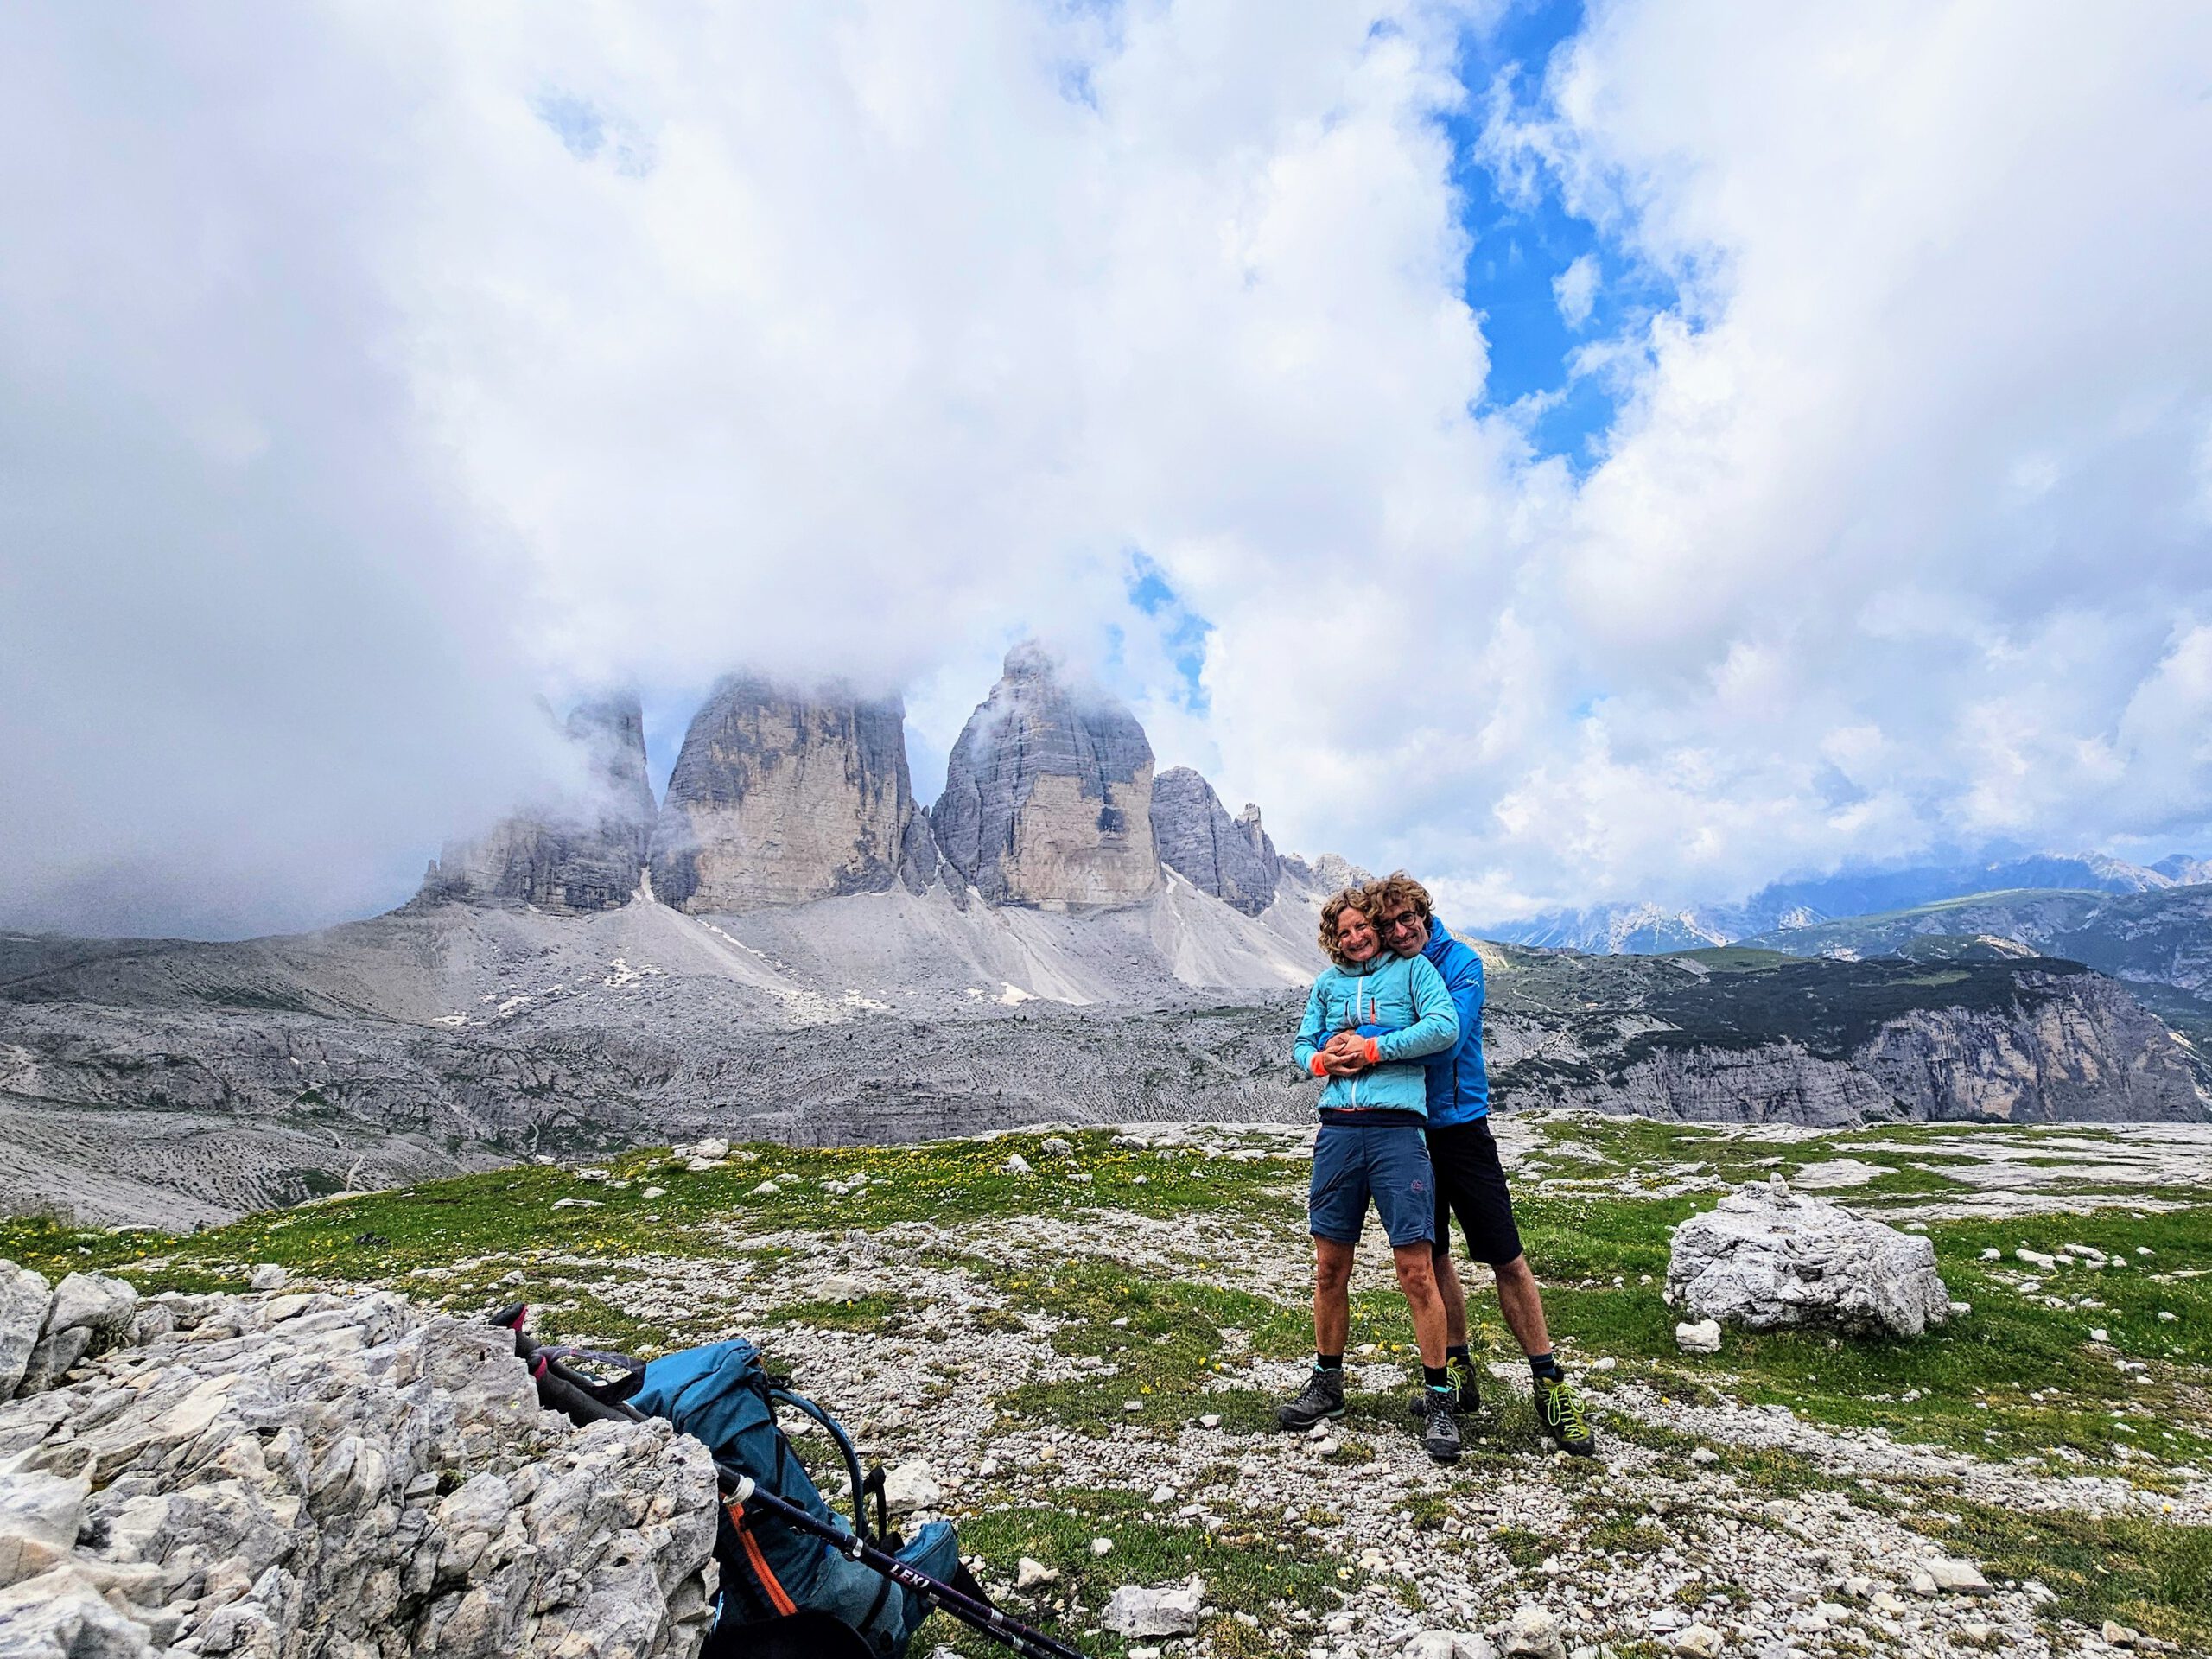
0, 1287, 718, 1658
1102, 1578, 1205, 1637
1666, 1176, 1952, 1337
1503, 1605, 1567, 1659
883, 1459, 942, 1516
1922, 1556, 1992, 1594
1015, 1556, 1058, 1589
1675, 1319, 1722, 1354
0, 1262, 51, 1399
1404, 1633, 1497, 1659
0, 1470, 88, 1589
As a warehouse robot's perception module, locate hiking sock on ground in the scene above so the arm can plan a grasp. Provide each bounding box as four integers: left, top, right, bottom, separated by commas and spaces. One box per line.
1529, 1351, 1562, 1381
1422, 1364, 1450, 1389
1316, 1353, 1344, 1371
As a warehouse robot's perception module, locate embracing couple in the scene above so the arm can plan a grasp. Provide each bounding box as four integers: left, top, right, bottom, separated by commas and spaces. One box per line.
1281, 873, 1594, 1464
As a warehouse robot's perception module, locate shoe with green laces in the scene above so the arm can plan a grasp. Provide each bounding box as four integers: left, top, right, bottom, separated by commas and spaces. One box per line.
1403, 1353, 1482, 1421
1533, 1370, 1596, 1456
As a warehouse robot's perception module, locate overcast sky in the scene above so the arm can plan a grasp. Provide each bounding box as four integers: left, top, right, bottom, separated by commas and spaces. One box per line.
3, 1, 2209, 938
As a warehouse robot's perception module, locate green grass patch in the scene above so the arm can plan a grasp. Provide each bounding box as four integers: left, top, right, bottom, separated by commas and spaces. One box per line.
1922, 1499, 2212, 1650
938, 1486, 1345, 1658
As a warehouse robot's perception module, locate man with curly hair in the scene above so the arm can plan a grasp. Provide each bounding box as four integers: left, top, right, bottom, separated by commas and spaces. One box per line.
1348, 872, 1596, 1458
1280, 887, 1467, 1462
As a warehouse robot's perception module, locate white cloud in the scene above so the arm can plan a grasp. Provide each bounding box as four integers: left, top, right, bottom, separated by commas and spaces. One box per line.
2, 1, 2209, 936
1552, 251, 1598, 327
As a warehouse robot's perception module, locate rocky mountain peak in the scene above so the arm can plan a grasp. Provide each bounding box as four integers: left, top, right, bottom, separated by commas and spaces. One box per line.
931, 643, 1160, 910
1151, 766, 1280, 915
650, 677, 925, 912
419, 691, 655, 914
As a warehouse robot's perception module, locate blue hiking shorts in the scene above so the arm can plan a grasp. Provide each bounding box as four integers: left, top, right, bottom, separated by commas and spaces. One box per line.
1308, 1121, 1434, 1248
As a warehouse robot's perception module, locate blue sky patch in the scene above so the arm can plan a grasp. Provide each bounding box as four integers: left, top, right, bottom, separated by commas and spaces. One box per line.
531, 92, 606, 162
1125, 551, 1212, 712
1444, 0, 1678, 470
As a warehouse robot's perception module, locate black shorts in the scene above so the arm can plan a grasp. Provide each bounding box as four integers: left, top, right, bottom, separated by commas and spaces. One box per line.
1426, 1117, 1524, 1267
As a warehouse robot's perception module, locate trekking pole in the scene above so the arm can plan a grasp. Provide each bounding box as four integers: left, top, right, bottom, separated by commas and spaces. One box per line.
497, 1315, 1090, 1659
721, 1473, 1089, 1659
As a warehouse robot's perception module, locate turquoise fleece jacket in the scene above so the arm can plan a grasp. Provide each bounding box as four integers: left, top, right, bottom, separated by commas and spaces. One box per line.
1292, 951, 1460, 1117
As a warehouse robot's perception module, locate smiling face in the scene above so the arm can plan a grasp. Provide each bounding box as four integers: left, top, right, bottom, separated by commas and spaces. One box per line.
1333, 905, 1380, 964
1377, 899, 1430, 957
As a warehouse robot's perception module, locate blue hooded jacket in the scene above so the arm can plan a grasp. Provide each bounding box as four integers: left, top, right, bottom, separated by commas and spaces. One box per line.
1421, 918, 1491, 1125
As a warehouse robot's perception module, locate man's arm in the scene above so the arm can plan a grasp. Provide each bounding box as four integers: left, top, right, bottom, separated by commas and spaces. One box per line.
1436, 943, 1483, 1063
1370, 957, 1459, 1063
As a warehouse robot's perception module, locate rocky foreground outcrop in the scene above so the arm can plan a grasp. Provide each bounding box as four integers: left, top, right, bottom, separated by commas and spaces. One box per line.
651, 677, 925, 911
421, 695, 658, 914
933, 644, 1160, 910
1151, 767, 1280, 916
0, 1277, 716, 1658
1666, 1176, 1955, 1338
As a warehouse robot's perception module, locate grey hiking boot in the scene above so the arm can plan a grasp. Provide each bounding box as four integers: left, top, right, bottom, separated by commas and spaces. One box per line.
1419, 1389, 1462, 1463
1405, 1354, 1482, 1420
1275, 1366, 1346, 1431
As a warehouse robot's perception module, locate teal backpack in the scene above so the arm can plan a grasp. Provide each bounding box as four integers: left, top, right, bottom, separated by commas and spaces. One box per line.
629, 1338, 963, 1654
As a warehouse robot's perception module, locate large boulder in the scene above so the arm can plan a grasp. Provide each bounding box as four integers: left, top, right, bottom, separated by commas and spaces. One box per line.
1665, 1175, 1953, 1338
0, 1287, 718, 1657
0, 1263, 50, 1399
44, 1272, 137, 1353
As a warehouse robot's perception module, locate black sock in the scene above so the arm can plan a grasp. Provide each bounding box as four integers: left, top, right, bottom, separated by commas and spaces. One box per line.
1446, 1344, 1471, 1366
1423, 1364, 1450, 1389
1529, 1351, 1561, 1380
1315, 1353, 1343, 1371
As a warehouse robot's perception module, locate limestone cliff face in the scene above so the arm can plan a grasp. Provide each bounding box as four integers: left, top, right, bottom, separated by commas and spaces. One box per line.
1152, 766, 1280, 915
421, 694, 655, 914
931, 644, 1160, 910
1487, 965, 2209, 1126
650, 678, 923, 912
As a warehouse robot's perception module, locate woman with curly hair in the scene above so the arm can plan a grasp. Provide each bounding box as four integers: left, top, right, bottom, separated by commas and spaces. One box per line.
1278, 886, 1466, 1462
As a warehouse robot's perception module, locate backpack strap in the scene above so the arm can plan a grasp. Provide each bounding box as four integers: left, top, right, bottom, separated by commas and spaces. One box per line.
724, 1497, 799, 1618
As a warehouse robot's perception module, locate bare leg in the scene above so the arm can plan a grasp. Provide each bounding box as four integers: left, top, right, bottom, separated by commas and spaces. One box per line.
1493, 1253, 1554, 1358
1430, 1244, 1471, 1348
1391, 1243, 1447, 1368
1311, 1236, 1355, 1356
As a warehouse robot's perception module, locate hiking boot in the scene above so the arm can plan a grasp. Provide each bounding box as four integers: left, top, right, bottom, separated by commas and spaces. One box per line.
1419, 1390, 1462, 1463
1533, 1370, 1596, 1457
1404, 1354, 1482, 1421
1275, 1366, 1345, 1431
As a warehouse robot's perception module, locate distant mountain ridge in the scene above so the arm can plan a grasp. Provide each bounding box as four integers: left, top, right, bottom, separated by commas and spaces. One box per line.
1741, 884, 2212, 1020
1489, 851, 2201, 957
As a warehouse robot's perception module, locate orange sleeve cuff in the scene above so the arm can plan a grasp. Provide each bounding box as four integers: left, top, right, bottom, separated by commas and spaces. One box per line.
1308, 1053, 1329, 1077
1363, 1038, 1381, 1064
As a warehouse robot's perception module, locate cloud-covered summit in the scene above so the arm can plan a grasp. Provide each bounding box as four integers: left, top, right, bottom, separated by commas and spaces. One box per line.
3, 2, 2207, 938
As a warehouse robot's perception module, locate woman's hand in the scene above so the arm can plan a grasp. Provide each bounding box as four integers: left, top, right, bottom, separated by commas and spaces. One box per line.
1320, 1031, 1371, 1076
